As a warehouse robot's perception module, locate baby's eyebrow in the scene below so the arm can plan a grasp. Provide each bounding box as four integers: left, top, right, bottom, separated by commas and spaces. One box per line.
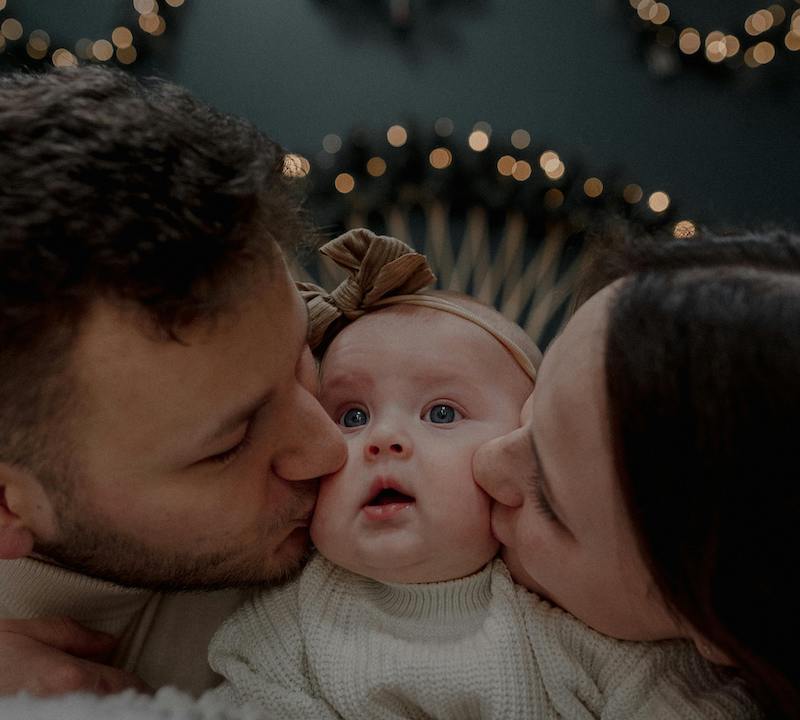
320, 370, 375, 393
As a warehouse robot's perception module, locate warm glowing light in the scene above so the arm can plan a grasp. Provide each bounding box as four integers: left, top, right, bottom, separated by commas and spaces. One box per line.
52, 48, 78, 67
0, 0, 6, 10
366, 157, 387, 177
673, 220, 697, 238
793, 10, 800, 31
139, 13, 160, 33
744, 15, 757, 36
473, 120, 492, 135
678, 28, 701, 54
112, 27, 133, 49
1, 18, 23, 41
637, 1, 656, 22
583, 177, 603, 198
283, 154, 311, 178
322, 134, 342, 154
434, 117, 454, 137
92, 39, 114, 61
651, 3, 670, 25
648, 191, 670, 213
753, 40, 776, 63
786, 31, 800, 51
28, 30, 50, 52
334, 173, 355, 194
623, 184, 643, 203
75, 38, 93, 59
545, 161, 565, 180
769, 4, 786, 24
133, 0, 157, 14
744, 46, 759, 67
165, 0, 185, 6
468, 130, 490, 152
753, 10, 774, 33
387, 125, 408, 147
26, 41, 47, 60
543, 188, 564, 210
511, 160, 532, 181
151, 16, 167, 36
429, 147, 453, 169
497, 155, 515, 176
510, 129, 530, 150
116, 45, 138, 64
705, 31, 724, 47
629, 0, 640, 9
706, 39, 727, 63
539, 150, 560, 172
0, 36, 5, 53
725, 35, 741, 57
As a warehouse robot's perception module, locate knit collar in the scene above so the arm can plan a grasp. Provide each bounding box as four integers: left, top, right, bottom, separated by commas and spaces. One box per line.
0, 557, 154, 634
364, 559, 499, 622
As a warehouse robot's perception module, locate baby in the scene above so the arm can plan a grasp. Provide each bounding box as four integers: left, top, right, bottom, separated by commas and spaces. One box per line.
206, 230, 757, 720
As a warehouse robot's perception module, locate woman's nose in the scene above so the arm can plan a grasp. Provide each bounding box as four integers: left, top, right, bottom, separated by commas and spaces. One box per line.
473, 432, 525, 507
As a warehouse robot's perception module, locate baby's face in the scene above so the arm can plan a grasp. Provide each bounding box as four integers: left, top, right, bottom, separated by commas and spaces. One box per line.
311, 305, 533, 583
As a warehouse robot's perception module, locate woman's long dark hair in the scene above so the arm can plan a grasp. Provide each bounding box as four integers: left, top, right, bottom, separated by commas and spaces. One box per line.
582, 229, 800, 718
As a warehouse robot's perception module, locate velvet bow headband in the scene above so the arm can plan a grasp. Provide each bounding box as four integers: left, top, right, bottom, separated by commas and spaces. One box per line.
297, 228, 538, 382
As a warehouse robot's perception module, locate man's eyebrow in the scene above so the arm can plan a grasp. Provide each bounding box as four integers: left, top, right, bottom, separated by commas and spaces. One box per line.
530, 430, 570, 526
203, 391, 274, 444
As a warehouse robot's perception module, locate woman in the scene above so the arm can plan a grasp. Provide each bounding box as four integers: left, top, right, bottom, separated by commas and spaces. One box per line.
475, 229, 800, 718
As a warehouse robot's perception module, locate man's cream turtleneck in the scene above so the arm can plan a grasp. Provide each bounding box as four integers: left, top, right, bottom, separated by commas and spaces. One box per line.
0, 557, 245, 695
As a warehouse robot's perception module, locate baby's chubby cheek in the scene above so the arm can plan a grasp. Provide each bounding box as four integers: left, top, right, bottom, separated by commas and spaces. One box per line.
308, 469, 346, 553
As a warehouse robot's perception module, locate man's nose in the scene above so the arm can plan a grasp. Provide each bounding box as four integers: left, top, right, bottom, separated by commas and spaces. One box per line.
273, 388, 347, 482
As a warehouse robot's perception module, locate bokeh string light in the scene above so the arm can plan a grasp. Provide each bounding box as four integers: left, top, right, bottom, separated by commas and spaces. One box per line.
0, 0, 186, 67
284, 119, 692, 240
625, 0, 800, 77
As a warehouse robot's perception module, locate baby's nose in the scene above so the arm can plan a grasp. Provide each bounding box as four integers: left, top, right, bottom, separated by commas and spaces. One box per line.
365, 439, 412, 460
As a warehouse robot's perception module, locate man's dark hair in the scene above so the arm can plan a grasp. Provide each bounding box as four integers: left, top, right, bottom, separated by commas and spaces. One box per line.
582, 230, 800, 718
0, 66, 310, 470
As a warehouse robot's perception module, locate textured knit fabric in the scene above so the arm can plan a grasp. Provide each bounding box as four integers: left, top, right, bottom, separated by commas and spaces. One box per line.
0, 557, 245, 695
208, 555, 759, 719
0, 687, 266, 720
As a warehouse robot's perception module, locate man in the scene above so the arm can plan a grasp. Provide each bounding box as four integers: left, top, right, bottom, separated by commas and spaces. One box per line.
0, 67, 346, 696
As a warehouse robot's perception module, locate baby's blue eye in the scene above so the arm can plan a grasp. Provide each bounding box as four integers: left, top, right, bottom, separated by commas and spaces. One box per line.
427, 404, 460, 424
340, 408, 369, 427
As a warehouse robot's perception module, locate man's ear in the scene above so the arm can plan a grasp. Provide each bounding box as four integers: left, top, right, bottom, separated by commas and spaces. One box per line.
0, 464, 53, 560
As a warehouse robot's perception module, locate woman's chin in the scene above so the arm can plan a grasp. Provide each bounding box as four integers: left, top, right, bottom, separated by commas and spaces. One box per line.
501, 547, 553, 601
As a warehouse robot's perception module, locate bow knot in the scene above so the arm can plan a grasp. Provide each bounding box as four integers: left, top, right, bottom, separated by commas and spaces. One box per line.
298, 228, 436, 350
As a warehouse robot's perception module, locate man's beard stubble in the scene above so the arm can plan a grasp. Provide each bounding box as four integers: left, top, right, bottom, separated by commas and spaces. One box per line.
33, 479, 316, 593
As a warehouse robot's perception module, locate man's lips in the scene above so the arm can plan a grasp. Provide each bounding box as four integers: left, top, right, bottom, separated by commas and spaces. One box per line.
361, 476, 415, 520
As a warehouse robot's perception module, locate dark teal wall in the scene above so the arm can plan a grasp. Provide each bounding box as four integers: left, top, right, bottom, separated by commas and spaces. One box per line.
3, 1, 799, 227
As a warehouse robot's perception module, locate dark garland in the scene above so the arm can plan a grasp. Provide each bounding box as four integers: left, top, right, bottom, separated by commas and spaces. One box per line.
0, 0, 186, 70
622, 0, 800, 84
299, 123, 680, 240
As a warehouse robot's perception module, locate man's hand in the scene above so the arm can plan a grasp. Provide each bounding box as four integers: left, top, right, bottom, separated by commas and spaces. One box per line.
0, 617, 152, 696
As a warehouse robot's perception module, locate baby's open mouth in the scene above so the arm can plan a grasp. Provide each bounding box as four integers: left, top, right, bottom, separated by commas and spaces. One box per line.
366, 487, 415, 506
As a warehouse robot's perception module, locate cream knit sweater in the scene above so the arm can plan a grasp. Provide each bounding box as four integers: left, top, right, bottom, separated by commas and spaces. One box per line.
208, 555, 758, 720
0, 557, 245, 695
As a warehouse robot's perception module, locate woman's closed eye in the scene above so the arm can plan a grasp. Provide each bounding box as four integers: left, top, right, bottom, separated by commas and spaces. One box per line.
423, 403, 464, 424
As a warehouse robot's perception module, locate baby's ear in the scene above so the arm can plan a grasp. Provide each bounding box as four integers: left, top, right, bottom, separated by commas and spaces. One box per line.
0, 465, 53, 559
